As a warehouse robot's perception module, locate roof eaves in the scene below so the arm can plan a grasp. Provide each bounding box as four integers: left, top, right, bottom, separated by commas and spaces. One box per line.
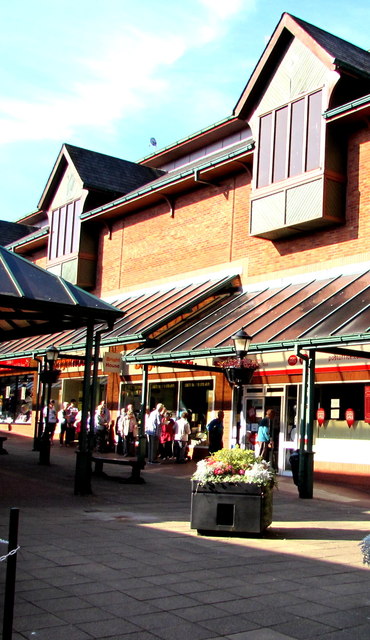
138, 115, 241, 164
124, 333, 370, 364
324, 93, 370, 120
334, 59, 370, 80
80, 141, 255, 221
5, 226, 49, 250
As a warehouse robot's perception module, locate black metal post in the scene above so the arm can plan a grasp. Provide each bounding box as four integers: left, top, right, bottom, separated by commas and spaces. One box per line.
2, 507, 19, 640
32, 357, 43, 451
74, 322, 94, 495
89, 331, 101, 452
298, 350, 315, 499
138, 364, 148, 468
38, 357, 52, 466
235, 383, 243, 446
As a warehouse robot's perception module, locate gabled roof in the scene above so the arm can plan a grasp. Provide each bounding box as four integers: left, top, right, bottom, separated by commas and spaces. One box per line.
38, 144, 165, 210
234, 12, 370, 120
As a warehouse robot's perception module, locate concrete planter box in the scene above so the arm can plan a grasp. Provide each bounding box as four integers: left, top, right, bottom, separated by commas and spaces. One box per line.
190, 480, 273, 534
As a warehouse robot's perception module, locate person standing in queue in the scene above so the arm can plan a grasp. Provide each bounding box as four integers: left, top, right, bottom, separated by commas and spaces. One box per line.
206, 410, 224, 454
256, 409, 274, 462
146, 403, 164, 463
58, 401, 69, 447
95, 401, 110, 452
43, 399, 58, 444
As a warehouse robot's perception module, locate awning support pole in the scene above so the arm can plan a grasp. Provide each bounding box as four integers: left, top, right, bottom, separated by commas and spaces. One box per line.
138, 364, 148, 469
296, 346, 315, 499
74, 322, 94, 495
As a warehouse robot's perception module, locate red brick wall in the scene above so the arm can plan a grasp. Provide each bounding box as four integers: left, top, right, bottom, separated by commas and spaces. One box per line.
95, 174, 248, 295
94, 127, 370, 297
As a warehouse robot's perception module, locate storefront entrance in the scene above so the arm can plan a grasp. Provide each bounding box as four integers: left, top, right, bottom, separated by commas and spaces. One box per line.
244, 385, 299, 475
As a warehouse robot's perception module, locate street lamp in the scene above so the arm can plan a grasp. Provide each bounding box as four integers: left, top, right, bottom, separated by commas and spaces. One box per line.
45, 345, 59, 366
226, 329, 253, 446
231, 329, 252, 361
39, 345, 60, 465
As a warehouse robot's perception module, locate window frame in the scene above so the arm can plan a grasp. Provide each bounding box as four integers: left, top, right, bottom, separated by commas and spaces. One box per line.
48, 199, 81, 261
256, 89, 323, 189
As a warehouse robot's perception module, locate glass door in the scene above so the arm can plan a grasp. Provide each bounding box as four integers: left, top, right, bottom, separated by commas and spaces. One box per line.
278, 385, 299, 475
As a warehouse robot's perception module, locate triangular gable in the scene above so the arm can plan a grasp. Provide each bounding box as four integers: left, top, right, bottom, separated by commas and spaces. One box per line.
38, 144, 80, 211
234, 12, 370, 121
38, 144, 164, 212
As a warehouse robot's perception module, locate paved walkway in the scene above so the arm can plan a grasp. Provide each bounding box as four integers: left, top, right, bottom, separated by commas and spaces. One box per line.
1, 432, 370, 640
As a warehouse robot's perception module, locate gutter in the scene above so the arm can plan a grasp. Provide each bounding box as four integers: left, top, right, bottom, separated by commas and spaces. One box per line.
6, 226, 49, 251
80, 141, 254, 222
324, 93, 370, 120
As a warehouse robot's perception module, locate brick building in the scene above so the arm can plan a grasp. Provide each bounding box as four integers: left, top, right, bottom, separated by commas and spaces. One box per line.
2, 13, 370, 489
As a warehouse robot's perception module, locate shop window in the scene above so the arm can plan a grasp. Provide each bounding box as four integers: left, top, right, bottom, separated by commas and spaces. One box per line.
180, 380, 214, 434
0, 375, 34, 424
315, 383, 364, 421
256, 89, 322, 188
49, 199, 81, 260
149, 382, 178, 414
120, 383, 142, 413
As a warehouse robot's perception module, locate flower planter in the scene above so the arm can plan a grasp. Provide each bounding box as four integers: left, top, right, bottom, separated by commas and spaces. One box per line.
190, 480, 273, 534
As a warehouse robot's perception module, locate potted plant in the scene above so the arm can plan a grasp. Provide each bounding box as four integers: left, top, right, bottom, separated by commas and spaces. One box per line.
190, 447, 275, 535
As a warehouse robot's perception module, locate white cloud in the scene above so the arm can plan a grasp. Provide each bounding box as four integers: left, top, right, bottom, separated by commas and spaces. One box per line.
0, 0, 253, 146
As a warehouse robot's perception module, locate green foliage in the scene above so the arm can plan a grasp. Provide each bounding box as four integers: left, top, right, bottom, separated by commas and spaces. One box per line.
211, 446, 258, 471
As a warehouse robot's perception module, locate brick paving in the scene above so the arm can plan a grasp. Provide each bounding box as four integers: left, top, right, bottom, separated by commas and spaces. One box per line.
1, 432, 370, 640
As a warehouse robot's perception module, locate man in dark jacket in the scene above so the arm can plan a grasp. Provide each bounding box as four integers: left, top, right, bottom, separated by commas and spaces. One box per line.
207, 410, 224, 454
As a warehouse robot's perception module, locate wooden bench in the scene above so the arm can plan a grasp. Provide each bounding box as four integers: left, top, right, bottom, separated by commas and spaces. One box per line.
91, 455, 145, 484
0, 436, 8, 454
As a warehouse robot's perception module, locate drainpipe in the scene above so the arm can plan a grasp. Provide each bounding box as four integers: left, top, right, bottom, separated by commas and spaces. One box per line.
194, 169, 218, 188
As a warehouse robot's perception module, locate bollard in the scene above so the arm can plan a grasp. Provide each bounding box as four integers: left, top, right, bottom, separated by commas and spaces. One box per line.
38, 434, 51, 465
2, 507, 20, 640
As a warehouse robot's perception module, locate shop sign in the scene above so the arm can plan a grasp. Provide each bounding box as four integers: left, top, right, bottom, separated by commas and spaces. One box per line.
345, 408, 355, 428
316, 407, 326, 426
103, 352, 122, 373
0, 358, 32, 372
365, 386, 370, 423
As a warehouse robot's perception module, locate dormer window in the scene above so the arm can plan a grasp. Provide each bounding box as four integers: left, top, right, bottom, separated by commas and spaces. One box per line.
256, 89, 322, 188
48, 199, 81, 260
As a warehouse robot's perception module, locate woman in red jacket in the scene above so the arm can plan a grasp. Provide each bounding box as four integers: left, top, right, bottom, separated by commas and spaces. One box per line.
159, 411, 175, 460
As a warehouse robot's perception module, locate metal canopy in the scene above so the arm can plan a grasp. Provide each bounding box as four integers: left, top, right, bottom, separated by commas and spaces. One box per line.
2, 263, 370, 365
125, 268, 370, 363
0, 246, 123, 343
0, 273, 239, 359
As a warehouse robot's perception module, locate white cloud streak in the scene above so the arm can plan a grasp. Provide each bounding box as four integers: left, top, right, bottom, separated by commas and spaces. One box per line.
0, 0, 254, 145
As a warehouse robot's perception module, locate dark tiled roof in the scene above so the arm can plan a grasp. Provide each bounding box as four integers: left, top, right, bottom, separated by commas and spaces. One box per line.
0, 221, 38, 247
64, 144, 165, 195
293, 14, 370, 77
0, 245, 123, 342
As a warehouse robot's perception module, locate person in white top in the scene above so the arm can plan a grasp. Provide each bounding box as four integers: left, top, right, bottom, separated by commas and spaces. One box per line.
174, 411, 191, 463
43, 399, 58, 443
95, 401, 111, 452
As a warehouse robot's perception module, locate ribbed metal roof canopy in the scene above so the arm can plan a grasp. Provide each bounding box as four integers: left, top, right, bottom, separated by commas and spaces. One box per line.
0, 246, 123, 342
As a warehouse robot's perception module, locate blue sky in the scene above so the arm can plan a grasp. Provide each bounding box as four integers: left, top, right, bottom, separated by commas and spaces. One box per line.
2, 0, 370, 221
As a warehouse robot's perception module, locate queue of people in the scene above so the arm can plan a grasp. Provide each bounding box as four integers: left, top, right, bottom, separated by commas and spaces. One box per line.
40, 399, 209, 463
145, 403, 191, 463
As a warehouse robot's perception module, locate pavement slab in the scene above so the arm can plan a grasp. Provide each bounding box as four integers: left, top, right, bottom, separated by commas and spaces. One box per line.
1, 432, 370, 640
